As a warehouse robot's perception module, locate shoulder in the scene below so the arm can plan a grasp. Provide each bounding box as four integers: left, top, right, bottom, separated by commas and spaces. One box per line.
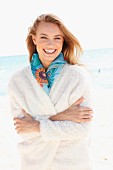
8, 65, 30, 86
67, 64, 90, 82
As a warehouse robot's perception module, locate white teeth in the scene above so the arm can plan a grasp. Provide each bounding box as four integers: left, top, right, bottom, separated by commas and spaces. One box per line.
44, 49, 55, 53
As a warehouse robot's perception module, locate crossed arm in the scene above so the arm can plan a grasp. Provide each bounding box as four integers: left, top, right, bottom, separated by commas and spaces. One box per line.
14, 97, 93, 134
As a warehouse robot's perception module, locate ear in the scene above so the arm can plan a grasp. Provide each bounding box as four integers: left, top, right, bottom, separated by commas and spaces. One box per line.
32, 35, 36, 45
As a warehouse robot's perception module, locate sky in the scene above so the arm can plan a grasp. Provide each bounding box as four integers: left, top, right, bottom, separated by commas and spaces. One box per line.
0, 0, 113, 56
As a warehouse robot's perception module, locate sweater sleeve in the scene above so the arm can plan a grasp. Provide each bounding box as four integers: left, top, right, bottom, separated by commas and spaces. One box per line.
39, 120, 91, 141
8, 79, 40, 140
39, 67, 93, 141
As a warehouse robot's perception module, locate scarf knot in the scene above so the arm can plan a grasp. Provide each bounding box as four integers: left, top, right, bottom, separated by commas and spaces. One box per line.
31, 52, 67, 95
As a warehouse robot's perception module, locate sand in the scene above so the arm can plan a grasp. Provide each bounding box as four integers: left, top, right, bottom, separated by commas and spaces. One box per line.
0, 87, 113, 170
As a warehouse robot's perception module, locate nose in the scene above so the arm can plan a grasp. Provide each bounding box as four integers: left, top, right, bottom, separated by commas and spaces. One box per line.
47, 39, 54, 45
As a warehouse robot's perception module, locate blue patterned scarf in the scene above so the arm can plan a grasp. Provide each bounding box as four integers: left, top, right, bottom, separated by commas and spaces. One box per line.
30, 52, 67, 95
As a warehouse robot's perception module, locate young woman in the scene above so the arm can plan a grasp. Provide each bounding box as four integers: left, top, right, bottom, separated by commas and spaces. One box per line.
8, 13, 93, 170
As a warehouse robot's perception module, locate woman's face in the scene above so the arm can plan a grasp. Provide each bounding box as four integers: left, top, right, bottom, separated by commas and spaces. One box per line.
32, 22, 64, 69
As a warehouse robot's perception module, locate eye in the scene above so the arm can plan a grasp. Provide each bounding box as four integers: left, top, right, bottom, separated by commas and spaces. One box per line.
40, 36, 47, 39
54, 37, 61, 40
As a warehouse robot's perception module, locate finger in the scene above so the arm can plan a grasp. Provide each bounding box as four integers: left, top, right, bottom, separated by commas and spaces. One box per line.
13, 117, 22, 122
15, 126, 21, 131
14, 122, 21, 127
16, 128, 24, 134
75, 112, 93, 119
22, 109, 32, 118
79, 108, 93, 112
15, 126, 27, 134
81, 114, 93, 119
78, 118, 92, 123
72, 108, 93, 117
82, 118, 92, 122
15, 126, 22, 133
14, 121, 26, 128
73, 97, 84, 106
22, 109, 28, 116
73, 117, 92, 123
77, 112, 93, 119
14, 117, 28, 125
16, 127, 31, 134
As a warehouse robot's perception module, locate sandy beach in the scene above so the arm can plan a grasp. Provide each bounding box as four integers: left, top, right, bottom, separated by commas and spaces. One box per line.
0, 87, 113, 170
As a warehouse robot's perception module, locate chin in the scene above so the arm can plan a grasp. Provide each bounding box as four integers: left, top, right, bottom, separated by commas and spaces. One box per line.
44, 55, 57, 60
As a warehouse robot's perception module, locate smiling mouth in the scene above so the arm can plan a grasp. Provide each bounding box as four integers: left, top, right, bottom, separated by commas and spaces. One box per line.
44, 49, 56, 54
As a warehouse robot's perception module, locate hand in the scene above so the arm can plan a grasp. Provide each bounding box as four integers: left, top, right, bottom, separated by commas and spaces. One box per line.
63, 97, 93, 122
49, 97, 93, 123
13, 110, 40, 134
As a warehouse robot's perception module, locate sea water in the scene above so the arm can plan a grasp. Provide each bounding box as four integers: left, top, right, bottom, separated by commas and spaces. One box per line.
81, 48, 113, 89
0, 55, 29, 96
0, 48, 113, 96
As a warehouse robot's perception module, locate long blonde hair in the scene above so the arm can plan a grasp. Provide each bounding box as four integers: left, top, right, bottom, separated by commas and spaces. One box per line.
26, 13, 83, 65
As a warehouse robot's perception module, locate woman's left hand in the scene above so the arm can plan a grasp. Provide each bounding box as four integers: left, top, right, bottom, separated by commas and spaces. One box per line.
13, 110, 40, 134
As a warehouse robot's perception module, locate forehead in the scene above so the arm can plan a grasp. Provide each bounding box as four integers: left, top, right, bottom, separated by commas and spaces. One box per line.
36, 22, 62, 35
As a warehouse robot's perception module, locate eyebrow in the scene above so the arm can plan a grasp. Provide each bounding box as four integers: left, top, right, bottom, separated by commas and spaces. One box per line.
40, 33, 63, 37
40, 34, 47, 36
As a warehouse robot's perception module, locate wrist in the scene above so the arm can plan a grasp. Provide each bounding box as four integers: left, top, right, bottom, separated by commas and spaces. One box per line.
33, 120, 40, 132
49, 112, 65, 121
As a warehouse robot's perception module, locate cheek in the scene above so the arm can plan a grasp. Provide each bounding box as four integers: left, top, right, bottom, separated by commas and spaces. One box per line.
55, 41, 63, 47
36, 41, 46, 50
36, 39, 47, 45
58, 42, 63, 50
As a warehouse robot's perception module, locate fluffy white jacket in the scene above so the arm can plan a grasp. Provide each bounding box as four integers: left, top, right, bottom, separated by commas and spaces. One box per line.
8, 63, 93, 170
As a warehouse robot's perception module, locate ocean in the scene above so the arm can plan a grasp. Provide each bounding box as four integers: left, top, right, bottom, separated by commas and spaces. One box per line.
0, 48, 113, 96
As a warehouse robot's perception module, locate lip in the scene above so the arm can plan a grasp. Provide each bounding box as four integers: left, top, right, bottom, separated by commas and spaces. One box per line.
43, 49, 56, 54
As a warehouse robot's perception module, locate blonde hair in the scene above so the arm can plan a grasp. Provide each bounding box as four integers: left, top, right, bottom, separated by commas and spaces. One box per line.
26, 13, 83, 65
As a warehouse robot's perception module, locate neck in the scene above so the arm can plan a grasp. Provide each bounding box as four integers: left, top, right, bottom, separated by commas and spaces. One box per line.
40, 60, 51, 70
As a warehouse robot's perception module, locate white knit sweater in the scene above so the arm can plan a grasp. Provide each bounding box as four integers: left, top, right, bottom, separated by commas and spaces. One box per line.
8, 63, 93, 170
